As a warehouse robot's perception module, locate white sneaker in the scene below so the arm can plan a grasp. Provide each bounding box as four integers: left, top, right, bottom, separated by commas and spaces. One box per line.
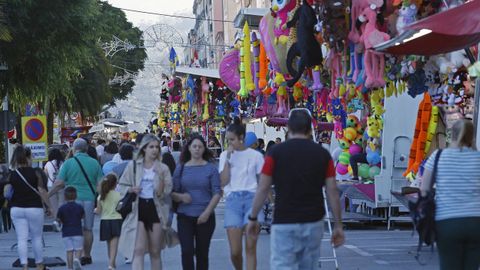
53, 220, 62, 232
73, 258, 82, 270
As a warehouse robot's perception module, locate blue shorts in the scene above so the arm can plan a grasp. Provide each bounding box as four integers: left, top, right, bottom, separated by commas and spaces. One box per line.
224, 191, 264, 229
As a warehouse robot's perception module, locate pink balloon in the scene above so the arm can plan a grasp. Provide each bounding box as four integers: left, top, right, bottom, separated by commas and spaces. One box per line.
349, 144, 363, 155
336, 163, 349, 175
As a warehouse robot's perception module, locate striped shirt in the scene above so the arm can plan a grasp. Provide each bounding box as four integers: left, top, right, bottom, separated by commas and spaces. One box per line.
425, 148, 480, 221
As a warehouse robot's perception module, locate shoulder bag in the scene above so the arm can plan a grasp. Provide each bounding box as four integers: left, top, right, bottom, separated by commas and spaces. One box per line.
73, 157, 98, 207
172, 164, 185, 213
409, 149, 443, 263
116, 161, 137, 219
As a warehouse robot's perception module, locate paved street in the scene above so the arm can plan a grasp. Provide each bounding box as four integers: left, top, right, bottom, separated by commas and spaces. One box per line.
0, 205, 439, 270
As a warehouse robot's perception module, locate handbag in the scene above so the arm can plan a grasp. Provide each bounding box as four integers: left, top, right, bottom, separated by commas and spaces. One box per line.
409, 149, 442, 262
73, 157, 98, 207
116, 161, 137, 219
163, 226, 180, 248
172, 164, 185, 213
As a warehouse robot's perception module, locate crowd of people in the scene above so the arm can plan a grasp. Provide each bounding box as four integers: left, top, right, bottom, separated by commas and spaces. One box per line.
2, 114, 478, 270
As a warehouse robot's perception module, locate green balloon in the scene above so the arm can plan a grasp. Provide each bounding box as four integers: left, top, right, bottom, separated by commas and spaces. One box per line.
359, 164, 370, 178
369, 166, 381, 178
339, 152, 351, 165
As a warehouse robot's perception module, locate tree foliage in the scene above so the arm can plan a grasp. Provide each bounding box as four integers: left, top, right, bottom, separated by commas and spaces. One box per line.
0, 0, 147, 117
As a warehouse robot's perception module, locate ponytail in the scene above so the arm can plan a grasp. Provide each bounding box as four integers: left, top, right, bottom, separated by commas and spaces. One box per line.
100, 174, 118, 201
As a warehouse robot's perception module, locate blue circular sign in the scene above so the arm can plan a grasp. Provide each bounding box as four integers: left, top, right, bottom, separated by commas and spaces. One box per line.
25, 118, 44, 141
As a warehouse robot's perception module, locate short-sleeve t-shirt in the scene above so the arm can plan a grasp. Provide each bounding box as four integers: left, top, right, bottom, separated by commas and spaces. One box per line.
262, 139, 335, 224
219, 148, 264, 196
57, 201, 84, 237
57, 153, 103, 201
424, 148, 480, 221
97, 191, 122, 220
45, 160, 62, 188
173, 163, 222, 217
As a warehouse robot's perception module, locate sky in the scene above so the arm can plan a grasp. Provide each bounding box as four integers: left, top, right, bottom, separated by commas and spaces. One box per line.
106, 0, 194, 27
104, 0, 196, 131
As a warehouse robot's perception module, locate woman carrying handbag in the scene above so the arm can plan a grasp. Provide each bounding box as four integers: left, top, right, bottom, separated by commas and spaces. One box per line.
421, 120, 480, 270
117, 134, 172, 270
5, 145, 52, 270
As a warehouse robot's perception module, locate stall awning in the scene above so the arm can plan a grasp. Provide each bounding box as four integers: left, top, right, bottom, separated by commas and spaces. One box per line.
375, 0, 480, 55
234, 8, 269, 30
175, 66, 220, 79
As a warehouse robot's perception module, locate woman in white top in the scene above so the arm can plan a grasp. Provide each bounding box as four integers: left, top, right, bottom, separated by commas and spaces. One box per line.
422, 120, 480, 270
219, 118, 264, 270
44, 148, 64, 218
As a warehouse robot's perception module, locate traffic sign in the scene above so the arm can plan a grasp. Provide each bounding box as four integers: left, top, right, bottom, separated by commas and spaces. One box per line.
21, 115, 48, 161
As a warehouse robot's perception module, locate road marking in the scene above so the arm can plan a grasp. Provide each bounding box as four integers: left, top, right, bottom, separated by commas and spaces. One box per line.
211, 238, 226, 241
375, 260, 389, 265
344, 244, 373, 257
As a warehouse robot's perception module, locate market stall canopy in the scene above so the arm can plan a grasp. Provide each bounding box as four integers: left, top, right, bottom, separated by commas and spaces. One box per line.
234, 8, 269, 30
375, 0, 480, 55
175, 66, 220, 79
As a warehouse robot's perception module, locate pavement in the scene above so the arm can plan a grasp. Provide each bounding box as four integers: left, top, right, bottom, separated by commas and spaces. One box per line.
0, 204, 440, 270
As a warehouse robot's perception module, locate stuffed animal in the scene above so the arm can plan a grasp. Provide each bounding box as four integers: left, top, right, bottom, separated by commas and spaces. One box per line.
285, 0, 323, 87
359, 7, 390, 88
230, 99, 240, 117
271, 0, 297, 45
200, 77, 209, 104
274, 72, 288, 116
396, 2, 417, 34
407, 67, 429, 98
366, 116, 381, 138
259, 7, 288, 74
252, 32, 261, 95
258, 42, 268, 89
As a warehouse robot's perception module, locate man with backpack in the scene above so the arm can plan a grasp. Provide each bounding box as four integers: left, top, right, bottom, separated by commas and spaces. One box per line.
49, 138, 103, 266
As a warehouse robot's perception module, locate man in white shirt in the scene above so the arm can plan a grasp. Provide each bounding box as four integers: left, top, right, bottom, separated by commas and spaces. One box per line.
95, 139, 106, 157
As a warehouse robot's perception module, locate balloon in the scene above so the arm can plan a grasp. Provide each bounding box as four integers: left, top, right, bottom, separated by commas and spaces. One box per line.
349, 144, 363, 155
367, 151, 381, 165
336, 163, 348, 175
331, 147, 342, 162
344, 127, 358, 141
359, 164, 370, 178
339, 152, 351, 165
369, 166, 381, 178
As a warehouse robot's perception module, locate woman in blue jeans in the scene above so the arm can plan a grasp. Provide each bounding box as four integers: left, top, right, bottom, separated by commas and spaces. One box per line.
421, 120, 480, 270
219, 118, 265, 270
171, 135, 222, 270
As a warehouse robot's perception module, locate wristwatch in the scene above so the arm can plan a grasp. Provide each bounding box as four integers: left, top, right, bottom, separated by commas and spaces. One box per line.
248, 215, 258, 221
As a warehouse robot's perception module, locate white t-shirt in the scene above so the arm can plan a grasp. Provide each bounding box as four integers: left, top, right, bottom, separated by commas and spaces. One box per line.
96, 145, 105, 157
45, 160, 62, 188
139, 167, 155, 199
219, 148, 264, 196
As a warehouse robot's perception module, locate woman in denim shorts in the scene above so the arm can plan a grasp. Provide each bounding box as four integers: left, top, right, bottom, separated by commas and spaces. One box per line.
219, 117, 265, 270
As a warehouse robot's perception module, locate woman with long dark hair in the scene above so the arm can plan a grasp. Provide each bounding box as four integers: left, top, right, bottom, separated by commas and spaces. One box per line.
6, 145, 52, 270
219, 118, 264, 270
117, 134, 172, 270
171, 135, 221, 270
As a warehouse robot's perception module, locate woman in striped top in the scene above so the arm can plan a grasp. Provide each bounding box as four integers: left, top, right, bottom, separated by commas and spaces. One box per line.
421, 119, 480, 270
171, 135, 222, 270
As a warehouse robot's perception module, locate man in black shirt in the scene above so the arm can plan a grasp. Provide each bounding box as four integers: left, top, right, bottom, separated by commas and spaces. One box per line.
247, 109, 344, 269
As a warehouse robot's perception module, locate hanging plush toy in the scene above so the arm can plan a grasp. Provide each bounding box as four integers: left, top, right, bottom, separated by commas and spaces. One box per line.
285, 0, 323, 87
252, 32, 261, 96
274, 72, 288, 116
258, 42, 268, 89
359, 6, 390, 88
230, 99, 240, 118
243, 22, 255, 93
201, 77, 209, 105
271, 0, 297, 45
239, 38, 248, 98
396, 2, 417, 35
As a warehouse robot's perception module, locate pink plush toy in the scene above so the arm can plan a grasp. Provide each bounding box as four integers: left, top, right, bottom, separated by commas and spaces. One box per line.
359, 7, 390, 88
201, 76, 209, 105
271, 0, 297, 45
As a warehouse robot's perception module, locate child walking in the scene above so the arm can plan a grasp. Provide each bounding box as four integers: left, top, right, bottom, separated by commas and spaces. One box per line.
95, 174, 123, 270
57, 187, 84, 270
